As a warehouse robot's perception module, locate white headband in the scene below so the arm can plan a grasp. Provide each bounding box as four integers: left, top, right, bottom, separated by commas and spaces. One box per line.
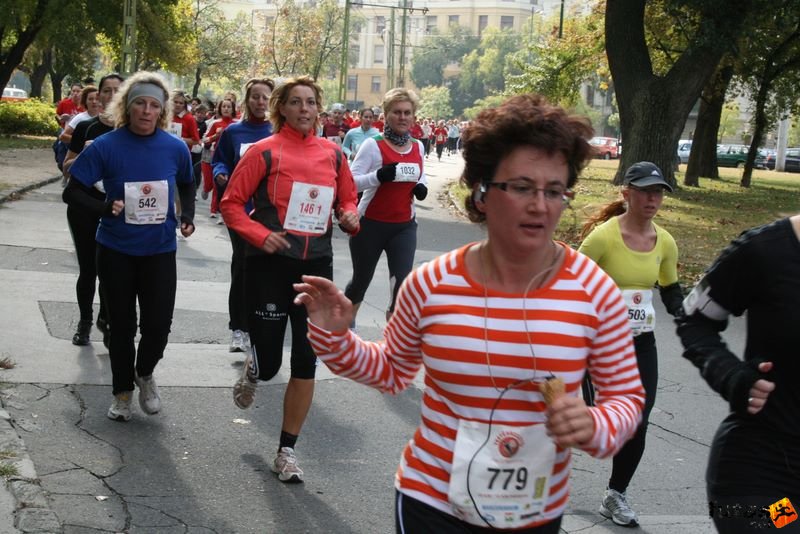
126, 83, 165, 109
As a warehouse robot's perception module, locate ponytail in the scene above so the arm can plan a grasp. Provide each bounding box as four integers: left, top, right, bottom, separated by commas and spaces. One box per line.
580, 199, 626, 240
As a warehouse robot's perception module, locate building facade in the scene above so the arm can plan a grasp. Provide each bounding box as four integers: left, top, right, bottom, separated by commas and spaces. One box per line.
219, 0, 553, 108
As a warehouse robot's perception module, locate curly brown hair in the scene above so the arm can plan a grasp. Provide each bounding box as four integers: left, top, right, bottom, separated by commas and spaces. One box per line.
460, 94, 593, 223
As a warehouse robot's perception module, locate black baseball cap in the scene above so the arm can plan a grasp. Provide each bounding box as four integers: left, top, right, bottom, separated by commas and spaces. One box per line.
623, 161, 673, 192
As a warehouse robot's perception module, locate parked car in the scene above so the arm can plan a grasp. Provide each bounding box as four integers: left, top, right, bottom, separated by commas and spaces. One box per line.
589, 137, 620, 159
716, 144, 766, 169
1, 87, 28, 102
764, 148, 800, 173
677, 140, 692, 164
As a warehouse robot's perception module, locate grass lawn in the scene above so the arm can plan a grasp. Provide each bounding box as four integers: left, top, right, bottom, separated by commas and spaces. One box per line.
0, 135, 54, 150
451, 159, 800, 287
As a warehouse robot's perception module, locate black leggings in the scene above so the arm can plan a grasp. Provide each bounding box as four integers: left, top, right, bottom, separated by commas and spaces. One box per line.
345, 217, 417, 314
246, 254, 332, 381
96, 245, 176, 395
227, 227, 248, 332
436, 144, 445, 159
395, 492, 562, 534
608, 332, 658, 493
66, 206, 106, 322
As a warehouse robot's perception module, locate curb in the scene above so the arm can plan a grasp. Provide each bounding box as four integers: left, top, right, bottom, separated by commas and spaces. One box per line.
0, 176, 61, 205
446, 183, 469, 218
0, 408, 61, 533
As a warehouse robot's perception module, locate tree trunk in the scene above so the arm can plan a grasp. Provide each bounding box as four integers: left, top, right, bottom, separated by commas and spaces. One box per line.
685, 65, 733, 186
740, 77, 772, 188
49, 70, 67, 103
192, 66, 202, 98
28, 49, 53, 99
605, 0, 751, 187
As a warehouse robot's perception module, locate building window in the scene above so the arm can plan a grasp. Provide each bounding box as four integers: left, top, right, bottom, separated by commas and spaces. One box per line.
350, 44, 360, 67
586, 84, 595, 106
371, 76, 381, 93
448, 15, 459, 26
352, 21, 362, 33
478, 15, 488, 36
426, 15, 437, 33
500, 15, 514, 30
347, 75, 357, 91
376, 16, 386, 34
374, 44, 384, 64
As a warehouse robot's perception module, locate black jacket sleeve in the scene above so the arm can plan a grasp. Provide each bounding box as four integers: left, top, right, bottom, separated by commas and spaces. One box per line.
62, 178, 110, 218
659, 282, 684, 318
676, 311, 766, 416
177, 180, 195, 226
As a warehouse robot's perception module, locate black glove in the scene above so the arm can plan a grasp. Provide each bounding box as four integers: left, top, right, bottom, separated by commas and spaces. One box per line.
376, 162, 398, 183
102, 200, 118, 217
413, 183, 428, 201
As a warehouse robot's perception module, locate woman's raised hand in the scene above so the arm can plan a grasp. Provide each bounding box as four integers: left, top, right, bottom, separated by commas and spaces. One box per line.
293, 275, 354, 333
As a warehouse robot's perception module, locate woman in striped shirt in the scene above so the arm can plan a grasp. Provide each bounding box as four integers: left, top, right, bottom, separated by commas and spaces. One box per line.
294, 94, 645, 533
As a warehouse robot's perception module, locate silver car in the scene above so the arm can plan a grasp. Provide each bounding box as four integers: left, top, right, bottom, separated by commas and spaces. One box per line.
677, 140, 692, 164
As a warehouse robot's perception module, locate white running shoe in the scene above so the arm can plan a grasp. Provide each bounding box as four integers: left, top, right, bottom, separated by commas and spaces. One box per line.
134, 373, 161, 415
229, 330, 246, 352
242, 332, 251, 349
209, 213, 218, 219
599, 488, 638, 526
272, 447, 304, 483
107, 392, 133, 421
233, 351, 257, 409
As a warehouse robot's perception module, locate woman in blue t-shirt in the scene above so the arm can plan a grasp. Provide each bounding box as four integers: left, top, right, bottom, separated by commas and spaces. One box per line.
64, 71, 196, 423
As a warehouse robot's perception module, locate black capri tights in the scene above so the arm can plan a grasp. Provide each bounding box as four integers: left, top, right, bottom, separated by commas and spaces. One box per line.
66, 206, 105, 322
246, 254, 332, 381
345, 217, 417, 314
608, 331, 658, 493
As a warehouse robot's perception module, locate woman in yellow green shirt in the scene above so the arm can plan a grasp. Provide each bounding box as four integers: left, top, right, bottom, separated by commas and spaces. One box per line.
579, 161, 684, 527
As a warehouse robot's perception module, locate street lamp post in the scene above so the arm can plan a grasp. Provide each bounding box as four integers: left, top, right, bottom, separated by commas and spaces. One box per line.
121, 0, 137, 76
338, 0, 352, 103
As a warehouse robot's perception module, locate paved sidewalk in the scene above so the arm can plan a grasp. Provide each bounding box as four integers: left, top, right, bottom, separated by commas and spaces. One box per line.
0, 147, 64, 532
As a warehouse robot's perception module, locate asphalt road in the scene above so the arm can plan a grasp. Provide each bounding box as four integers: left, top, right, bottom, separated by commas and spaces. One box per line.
0, 154, 745, 533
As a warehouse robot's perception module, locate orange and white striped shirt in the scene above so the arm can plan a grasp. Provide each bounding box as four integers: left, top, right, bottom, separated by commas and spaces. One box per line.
307, 242, 645, 528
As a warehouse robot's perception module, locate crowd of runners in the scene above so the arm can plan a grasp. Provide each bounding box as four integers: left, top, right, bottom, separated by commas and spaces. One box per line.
56, 71, 798, 533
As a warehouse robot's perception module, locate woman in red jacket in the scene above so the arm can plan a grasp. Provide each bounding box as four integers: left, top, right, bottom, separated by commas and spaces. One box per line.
221, 76, 360, 484
433, 119, 448, 161
201, 98, 236, 218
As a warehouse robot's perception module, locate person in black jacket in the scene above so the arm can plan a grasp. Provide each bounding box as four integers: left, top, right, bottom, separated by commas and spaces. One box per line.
676, 214, 800, 533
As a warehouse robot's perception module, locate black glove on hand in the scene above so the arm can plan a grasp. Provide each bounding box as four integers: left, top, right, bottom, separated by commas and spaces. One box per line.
102, 200, 117, 217
376, 162, 399, 183
413, 183, 428, 201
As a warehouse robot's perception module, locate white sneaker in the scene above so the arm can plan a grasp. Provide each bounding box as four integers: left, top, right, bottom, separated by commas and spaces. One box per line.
272, 447, 304, 483
229, 330, 246, 352
134, 373, 161, 415
107, 392, 132, 421
599, 488, 638, 526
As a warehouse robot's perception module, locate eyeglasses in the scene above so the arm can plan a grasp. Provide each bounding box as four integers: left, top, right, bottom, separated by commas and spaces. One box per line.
482, 180, 574, 203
